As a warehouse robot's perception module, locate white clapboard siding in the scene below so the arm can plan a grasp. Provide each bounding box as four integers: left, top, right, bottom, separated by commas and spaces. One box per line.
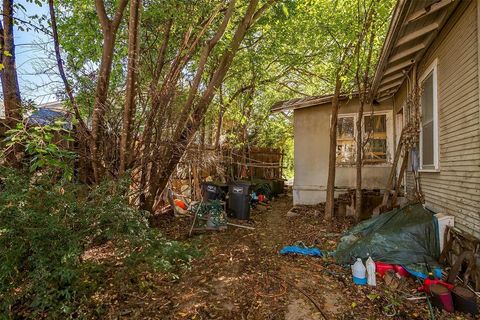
406, 0, 480, 238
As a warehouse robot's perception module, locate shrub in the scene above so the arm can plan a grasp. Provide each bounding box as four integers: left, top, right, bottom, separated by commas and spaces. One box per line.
3, 121, 76, 180
0, 168, 198, 319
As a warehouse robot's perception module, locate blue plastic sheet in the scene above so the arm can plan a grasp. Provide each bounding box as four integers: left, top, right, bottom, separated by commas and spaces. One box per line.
279, 246, 323, 257
403, 265, 442, 279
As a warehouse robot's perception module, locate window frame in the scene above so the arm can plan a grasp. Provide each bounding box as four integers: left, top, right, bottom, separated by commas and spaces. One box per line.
334, 110, 393, 166
362, 113, 389, 164
336, 114, 356, 165
419, 59, 440, 172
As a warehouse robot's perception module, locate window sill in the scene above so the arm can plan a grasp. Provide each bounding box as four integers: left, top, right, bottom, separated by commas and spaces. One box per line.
364, 164, 392, 168
336, 163, 392, 168
419, 169, 440, 173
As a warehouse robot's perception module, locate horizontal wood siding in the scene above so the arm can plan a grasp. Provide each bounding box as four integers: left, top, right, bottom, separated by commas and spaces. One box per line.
409, 0, 480, 238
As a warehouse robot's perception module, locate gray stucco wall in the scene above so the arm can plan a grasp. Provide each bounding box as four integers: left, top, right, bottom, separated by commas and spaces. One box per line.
293, 98, 394, 205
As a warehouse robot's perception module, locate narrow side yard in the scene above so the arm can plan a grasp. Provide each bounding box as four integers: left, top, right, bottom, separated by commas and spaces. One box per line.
101, 197, 464, 320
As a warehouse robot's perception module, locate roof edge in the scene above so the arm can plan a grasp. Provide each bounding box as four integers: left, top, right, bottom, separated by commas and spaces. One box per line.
271, 92, 359, 113
371, 0, 412, 97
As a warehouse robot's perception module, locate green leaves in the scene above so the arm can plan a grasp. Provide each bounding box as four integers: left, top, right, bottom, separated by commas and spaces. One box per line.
0, 169, 198, 318
212, 0, 395, 180
281, 3, 289, 17
5, 120, 76, 180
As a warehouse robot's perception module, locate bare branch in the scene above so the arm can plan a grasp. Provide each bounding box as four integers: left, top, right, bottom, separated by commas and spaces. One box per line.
48, 0, 90, 137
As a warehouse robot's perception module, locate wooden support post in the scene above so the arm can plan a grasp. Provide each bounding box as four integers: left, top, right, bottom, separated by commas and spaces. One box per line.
193, 165, 201, 201
391, 149, 409, 207
382, 128, 405, 208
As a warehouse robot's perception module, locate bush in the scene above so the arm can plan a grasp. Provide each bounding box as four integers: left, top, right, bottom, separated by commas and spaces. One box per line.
0, 168, 198, 319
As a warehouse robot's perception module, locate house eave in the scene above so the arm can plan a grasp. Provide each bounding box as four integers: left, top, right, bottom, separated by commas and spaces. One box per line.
372, 0, 460, 98
271, 93, 359, 113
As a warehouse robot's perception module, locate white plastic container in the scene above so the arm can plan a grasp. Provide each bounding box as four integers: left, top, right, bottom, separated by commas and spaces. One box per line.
434, 213, 454, 253
351, 258, 367, 285
366, 256, 376, 286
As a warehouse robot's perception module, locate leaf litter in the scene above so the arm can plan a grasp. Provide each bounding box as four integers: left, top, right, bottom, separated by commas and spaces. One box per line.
99, 197, 474, 320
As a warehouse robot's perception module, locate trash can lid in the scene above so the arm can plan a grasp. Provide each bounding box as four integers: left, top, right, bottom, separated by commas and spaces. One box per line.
228, 180, 252, 186
202, 181, 228, 187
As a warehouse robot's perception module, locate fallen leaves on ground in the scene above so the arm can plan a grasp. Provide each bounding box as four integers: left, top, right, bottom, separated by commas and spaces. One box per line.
96, 197, 473, 320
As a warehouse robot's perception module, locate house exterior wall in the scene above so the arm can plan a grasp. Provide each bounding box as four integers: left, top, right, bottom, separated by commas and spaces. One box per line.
399, 0, 480, 238
293, 98, 394, 205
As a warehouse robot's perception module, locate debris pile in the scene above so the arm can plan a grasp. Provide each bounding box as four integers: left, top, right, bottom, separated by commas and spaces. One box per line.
107, 196, 480, 318
190, 200, 228, 231
335, 203, 439, 272
332, 203, 480, 316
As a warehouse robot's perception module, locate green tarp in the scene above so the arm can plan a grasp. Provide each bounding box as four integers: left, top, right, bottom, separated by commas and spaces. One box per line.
335, 203, 440, 267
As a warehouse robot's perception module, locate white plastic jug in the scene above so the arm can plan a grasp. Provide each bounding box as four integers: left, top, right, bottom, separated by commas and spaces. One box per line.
366, 256, 376, 286
351, 258, 367, 285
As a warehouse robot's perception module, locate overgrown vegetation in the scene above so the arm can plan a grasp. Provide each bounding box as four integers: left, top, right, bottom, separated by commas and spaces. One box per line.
4, 120, 76, 179
0, 0, 399, 317
0, 168, 198, 318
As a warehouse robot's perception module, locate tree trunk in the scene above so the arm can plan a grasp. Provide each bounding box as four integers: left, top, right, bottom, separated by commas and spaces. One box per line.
119, 0, 142, 176
137, 21, 172, 208
172, 0, 236, 142
142, 0, 265, 211
1, 0, 21, 128
354, 100, 364, 221
137, 14, 220, 208
214, 88, 225, 150
90, 32, 115, 181
324, 76, 342, 220
49, 0, 94, 182
354, 11, 376, 220
0, 0, 22, 166
91, 0, 128, 182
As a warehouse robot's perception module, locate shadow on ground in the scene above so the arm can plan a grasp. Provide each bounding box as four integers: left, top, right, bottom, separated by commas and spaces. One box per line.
105, 197, 464, 320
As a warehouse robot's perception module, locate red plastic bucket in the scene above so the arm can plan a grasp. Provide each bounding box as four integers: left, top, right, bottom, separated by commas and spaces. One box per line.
420, 279, 454, 294
431, 284, 454, 313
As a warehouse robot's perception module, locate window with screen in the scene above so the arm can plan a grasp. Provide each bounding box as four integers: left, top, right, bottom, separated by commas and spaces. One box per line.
336, 116, 355, 164
363, 114, 387, 163
420, 62, 438, 170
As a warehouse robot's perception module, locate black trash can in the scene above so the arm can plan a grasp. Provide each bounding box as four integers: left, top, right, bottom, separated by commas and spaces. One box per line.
228, 181, 251, 220
201, 182, 227, 202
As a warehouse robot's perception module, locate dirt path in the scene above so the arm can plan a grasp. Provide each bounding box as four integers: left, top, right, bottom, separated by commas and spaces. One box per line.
109, 197, 459, 320
153, 197, 347, 320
